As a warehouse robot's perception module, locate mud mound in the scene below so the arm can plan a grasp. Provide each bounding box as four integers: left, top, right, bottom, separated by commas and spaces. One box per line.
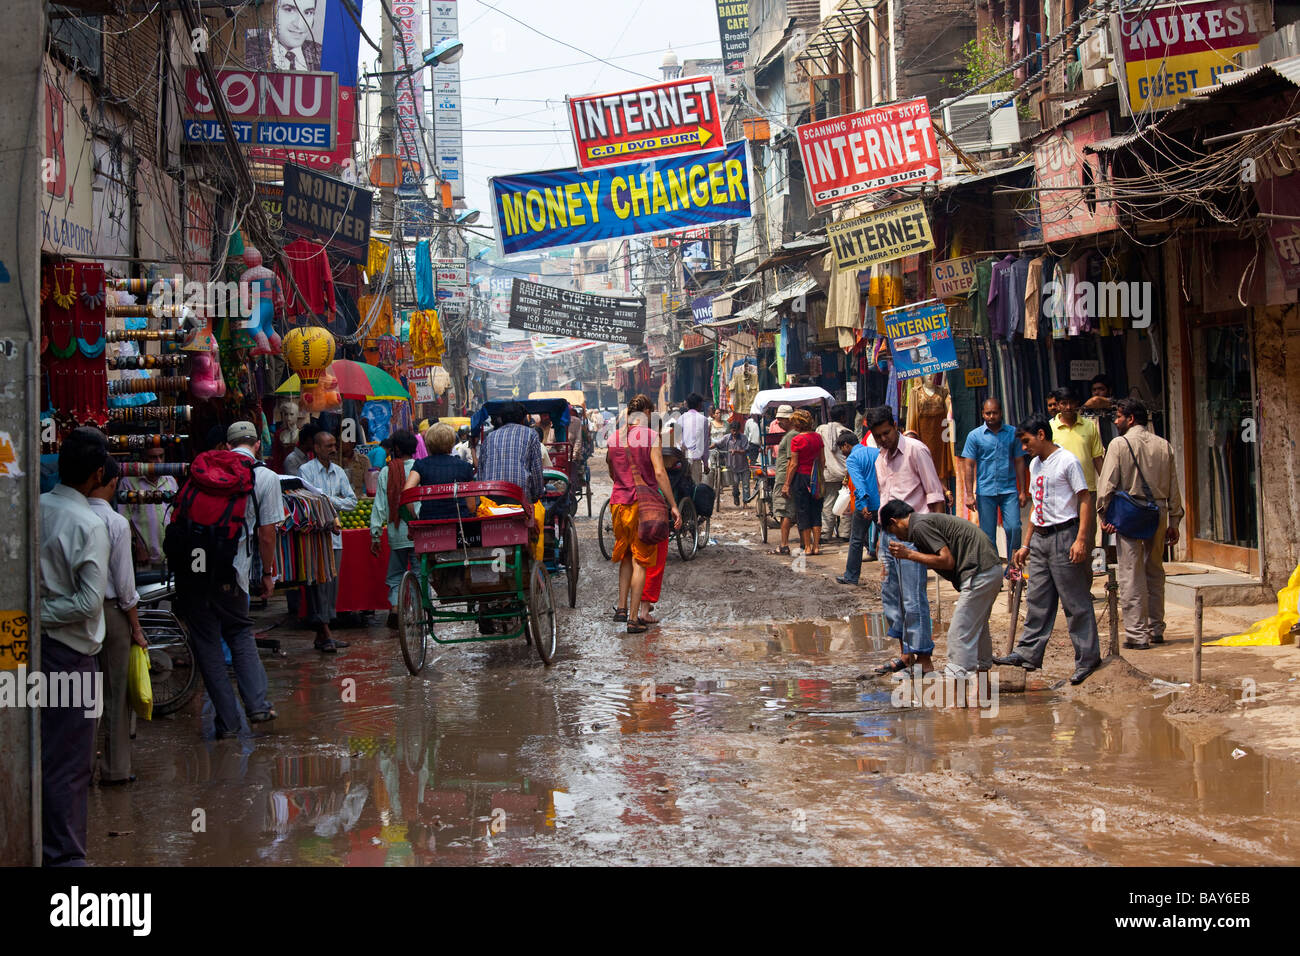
1165, 683, 1233, 716
1067, 656, 1151, 702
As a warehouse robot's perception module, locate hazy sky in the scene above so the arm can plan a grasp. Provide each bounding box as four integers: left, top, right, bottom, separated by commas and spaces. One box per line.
363, 0, 727, 222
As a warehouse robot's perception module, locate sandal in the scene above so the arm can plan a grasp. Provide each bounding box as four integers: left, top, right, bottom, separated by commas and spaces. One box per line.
638, 613, 659, 625
766, 546, 791, 555
613, 607, 628, 622
871, 657, 909, 676
626, 622, 649, 634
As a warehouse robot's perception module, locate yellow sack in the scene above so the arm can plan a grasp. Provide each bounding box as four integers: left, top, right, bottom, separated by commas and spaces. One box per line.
128, 644, 153, 720
477, 497, 545, 563
1206, 560, 1300, 647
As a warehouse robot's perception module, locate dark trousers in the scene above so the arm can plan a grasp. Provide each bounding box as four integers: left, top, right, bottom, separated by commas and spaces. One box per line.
179, 584, 269, 736
841, 508, 877, 583
41, 637, 99, 867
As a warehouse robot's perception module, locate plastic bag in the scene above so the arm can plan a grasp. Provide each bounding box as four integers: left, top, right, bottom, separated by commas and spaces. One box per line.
832, 485, 852, 517
1207, 559, 1300, 647
128, 644, 153, 720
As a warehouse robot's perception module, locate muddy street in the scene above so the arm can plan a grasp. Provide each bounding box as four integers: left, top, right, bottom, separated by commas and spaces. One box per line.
87, 478, 1300, 866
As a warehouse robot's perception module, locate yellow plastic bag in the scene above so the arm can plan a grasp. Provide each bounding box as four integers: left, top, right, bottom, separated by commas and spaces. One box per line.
128, 644, 153, 720
1206, 560, 1300, 647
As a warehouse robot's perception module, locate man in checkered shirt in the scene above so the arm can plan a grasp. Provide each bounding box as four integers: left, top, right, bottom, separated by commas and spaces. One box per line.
477, 402, 545, 506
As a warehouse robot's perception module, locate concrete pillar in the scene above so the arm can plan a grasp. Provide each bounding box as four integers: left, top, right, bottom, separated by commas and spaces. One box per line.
0, 0, 45, 865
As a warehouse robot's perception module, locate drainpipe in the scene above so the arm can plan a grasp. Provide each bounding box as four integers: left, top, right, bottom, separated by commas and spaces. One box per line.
887, 0, 898, 99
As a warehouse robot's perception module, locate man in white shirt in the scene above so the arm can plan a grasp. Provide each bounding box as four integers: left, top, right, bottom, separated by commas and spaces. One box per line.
87, 456, 148, 785
246, 0, 322, 71
282, 422, 320, 477
298, 427, 356, 652
177, 421, 283, 738
995, 414, 1101, 685
816, 406, 852, 540
679, 393, 711, 483
39, 427, 111, 866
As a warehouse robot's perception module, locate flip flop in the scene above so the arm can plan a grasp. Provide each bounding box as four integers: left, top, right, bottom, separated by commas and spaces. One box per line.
766, 546, 791, 555
871, 657, 909, 676
626, 622, 649, 634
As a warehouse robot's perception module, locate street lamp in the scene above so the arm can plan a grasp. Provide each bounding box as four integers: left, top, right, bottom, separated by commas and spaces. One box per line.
456, 209, 480, 226
423, 38, 464, 67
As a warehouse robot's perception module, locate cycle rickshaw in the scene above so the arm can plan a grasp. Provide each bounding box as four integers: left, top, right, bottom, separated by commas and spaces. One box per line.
748, 386, 834, 544
529, 390, 596, 517
396, 480, 558, 675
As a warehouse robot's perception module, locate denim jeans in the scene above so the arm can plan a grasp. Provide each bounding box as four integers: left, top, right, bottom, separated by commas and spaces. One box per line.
841, 508, 876, 583
880, 529, 933, 655
180, 583, 270, 736
976, 490, 1021, 563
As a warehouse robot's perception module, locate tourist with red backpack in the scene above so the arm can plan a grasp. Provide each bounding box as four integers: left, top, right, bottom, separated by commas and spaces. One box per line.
165, 421, 282, 738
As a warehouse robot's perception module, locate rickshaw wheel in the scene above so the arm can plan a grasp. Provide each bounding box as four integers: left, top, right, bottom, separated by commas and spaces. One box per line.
563, 515, 580, 608
677, 497, 698, 561
757, 496, 769, 543
527, 562, 557, 664
597, 497, 613, 560
397, 571, 427, 675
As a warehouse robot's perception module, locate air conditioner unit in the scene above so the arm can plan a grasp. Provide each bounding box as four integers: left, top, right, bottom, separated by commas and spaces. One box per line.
1080, 19, 1112, 70
939, 93, 1021, 153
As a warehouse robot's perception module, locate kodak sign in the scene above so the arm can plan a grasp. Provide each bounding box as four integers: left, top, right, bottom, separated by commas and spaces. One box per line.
568, 77, 724, 170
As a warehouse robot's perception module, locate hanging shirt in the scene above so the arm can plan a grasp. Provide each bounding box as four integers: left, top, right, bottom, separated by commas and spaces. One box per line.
1023, 256, 1045, 340
1006, 257, 1030, 339
1049, 257, 1069, 339
970, 257, 995, 338
416, 240, 435, 309
298, 458, 356, 550
357, 294, 394, 342
278, 239, 336, 319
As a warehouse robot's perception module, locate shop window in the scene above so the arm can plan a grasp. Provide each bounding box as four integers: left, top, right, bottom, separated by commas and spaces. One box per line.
49, 6, 103, 80
809, 73, 850, 121
1191, 318, 1257, 551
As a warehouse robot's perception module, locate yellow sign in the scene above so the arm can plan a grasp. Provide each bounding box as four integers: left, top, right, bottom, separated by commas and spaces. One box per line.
586, 127, 714, 160
964, 368, 987, 388
0, 611, 30, 671
825, 199, 935, 272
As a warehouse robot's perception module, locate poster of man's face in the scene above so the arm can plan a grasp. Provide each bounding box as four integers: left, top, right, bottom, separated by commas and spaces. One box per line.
246, 0, 325, 72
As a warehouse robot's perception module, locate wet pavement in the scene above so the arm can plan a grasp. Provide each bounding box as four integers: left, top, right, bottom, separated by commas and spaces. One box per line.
88, 481, 1300, 866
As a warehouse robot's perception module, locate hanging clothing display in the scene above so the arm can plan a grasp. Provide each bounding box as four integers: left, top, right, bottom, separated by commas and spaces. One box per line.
415, 240, 435, 310
728, 361, 759, 414
278, 239, 336, 320
278, 487, 340, 585
1023, 256, 1045, 340
409, 309, 445, 367
357, 294, 395, 343
905, 378, 955, 482
969, 257, 996, 338
367, 237, 389, 279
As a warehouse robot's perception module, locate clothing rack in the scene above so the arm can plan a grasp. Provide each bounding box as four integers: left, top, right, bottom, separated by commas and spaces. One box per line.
277, 488, 339, 586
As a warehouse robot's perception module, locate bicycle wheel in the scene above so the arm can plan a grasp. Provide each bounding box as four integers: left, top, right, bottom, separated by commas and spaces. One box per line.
146, 618, 198, 716
563, 514, 580, 608
757, 495, 769, 544
527, 562, 557, 664
597, 497, 613, 560
397, 571, 428, 675
697, 515, 711, 551
677, 497, 698, 561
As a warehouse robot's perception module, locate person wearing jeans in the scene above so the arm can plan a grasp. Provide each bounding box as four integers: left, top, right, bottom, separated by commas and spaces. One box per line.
184, 583, 273, 735
881, 500, 1003, 678
837, 431, 879, 586
866, 406, 947, 674
960, 397, 1028, 563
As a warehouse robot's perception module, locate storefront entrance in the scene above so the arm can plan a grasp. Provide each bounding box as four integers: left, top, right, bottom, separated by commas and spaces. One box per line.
1184, 311, 1260, 573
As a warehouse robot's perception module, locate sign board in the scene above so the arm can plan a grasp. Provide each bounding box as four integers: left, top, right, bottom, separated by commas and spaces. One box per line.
1114, 0, 1266, 115
183, 70, 338, 150
1251, 130, 1300, 287
825, 199, 935, 272
1033, 112, 1118, 242
470, 348, 527, 374
429, 1, 465, 198
280, 163, 372, 262
845, 381, 857, 402
715, 1, 750, 74
691, 294, 715, 324
508, 279, 646, 345
410, 367, 436, 403
932, 256, 977, 298
41, 61, 95, 257
490, 140, 753, 256
568, 76, 723, 169
796, 98, 940, 207
881, 301, 959, 381
434, 257, 468, 304
1070, 359, 1101, 381
963, 368, 987, 389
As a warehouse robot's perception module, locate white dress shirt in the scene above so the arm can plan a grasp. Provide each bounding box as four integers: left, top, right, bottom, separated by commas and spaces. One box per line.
299, 457, 356, 550
39, 484, 110, 655
231, 447, 286, 592
88, 497, 140, 611
680, 409, 710, 462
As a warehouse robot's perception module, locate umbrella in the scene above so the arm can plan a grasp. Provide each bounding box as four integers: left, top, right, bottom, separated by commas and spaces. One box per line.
277, 360, 410, 400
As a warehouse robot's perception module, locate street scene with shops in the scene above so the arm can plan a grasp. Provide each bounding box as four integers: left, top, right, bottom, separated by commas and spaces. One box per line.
4, 0, 1300, 897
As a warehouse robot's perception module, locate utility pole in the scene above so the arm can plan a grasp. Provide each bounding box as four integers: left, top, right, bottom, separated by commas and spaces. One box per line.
378, 0, 396, 238
0, 0, 45, 865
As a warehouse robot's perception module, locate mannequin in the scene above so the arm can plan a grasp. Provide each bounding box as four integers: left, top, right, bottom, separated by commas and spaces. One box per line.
906, 374, 955, 483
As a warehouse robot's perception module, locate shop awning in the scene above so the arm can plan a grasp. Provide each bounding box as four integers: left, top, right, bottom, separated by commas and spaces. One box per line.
795, 0, 884, 75
752, 237, 830, 273
936, 155, 1034, 190
709, 277, 760, 319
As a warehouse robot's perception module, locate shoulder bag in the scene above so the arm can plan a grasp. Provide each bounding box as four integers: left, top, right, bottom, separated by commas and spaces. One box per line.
1106, 436, 1160, 540
622, 430, 671, 544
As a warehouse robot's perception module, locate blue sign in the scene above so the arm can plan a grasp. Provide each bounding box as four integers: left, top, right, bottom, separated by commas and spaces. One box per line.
691, 295, 714, 324
490, 140, 752, 256
881, 301, 958, 380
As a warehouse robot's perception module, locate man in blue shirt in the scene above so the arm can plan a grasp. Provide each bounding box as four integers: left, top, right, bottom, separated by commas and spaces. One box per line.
960, 397, 1028, 562
836, 430, 881, 586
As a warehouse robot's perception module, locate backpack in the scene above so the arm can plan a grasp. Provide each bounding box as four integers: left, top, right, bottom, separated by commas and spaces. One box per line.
164, 450, 262, 593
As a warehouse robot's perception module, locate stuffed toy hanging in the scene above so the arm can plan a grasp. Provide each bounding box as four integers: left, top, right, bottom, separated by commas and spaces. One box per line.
239, 246, 284, 356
